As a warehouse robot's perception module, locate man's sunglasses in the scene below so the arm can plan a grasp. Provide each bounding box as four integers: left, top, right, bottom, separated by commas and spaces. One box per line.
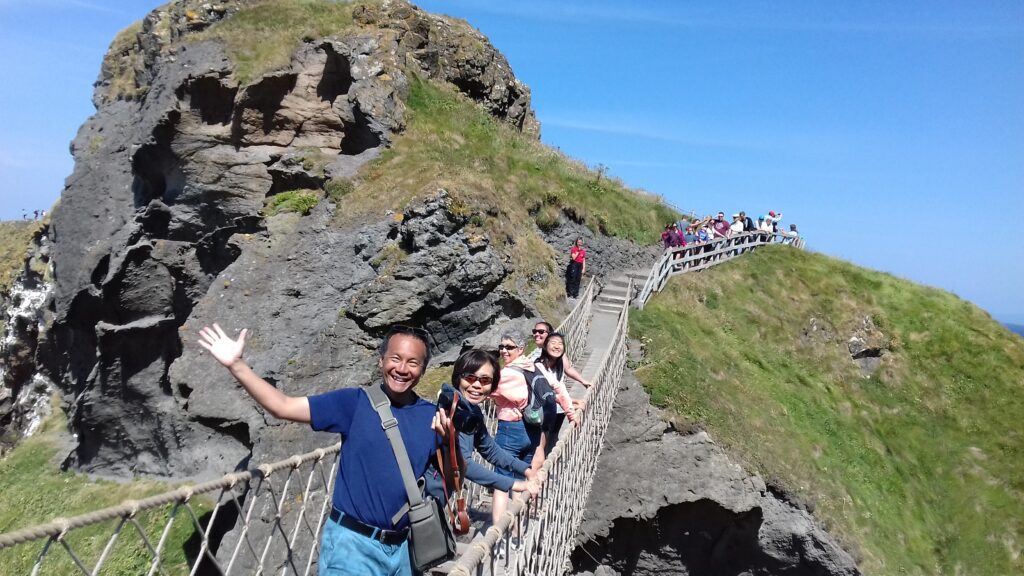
532, 329, 548, 335
497, 344, 520, 351
460, 373, 494, 386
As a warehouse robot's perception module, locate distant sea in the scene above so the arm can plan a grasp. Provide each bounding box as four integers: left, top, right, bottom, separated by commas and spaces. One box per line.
1006, 323, 1024, 337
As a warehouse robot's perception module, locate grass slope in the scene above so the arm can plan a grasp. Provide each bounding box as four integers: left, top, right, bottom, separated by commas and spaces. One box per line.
0, 220, 42, 295
631, 245, 1024, 575
338, 77, 677, 317
0, 402, 210, 575
192, 0, 356, 85
348, 76, 677, 244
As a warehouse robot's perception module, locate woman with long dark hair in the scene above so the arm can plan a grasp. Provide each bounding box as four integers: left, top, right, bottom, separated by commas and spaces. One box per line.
533, 332, 582, 458
426, 349, 539, 502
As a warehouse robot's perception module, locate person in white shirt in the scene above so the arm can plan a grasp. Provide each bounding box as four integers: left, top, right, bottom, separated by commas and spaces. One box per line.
729, 214, 745, 235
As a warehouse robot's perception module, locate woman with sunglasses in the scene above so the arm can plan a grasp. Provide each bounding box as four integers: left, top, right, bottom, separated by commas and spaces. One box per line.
426, 349, 540, 504
489, 331, 546, 528
526, 321, 593, 390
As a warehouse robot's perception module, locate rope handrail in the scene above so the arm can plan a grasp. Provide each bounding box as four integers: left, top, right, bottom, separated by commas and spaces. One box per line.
449, 279, 631, 576
0, 276, 604, 575
637, 231, 805, 308
464, 276, 595, 509
0, 445, 340, 551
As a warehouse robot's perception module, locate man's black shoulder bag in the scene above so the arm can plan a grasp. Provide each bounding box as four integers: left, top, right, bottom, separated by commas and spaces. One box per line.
365, 385, 456, 571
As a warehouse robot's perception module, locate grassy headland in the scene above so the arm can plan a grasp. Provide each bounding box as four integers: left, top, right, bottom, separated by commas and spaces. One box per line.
0, 402, 210, 575
192, 0, 357, 85
342, 77, 677, 317
0, 220, 42, 295
631, 245, 1024, 575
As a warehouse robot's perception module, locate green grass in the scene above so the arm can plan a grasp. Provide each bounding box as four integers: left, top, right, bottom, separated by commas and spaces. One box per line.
631, 246, 1024, 575
345, 76, 678, 244
0, 401, 211, 575
193, 0, 358, 85
0, 220, 41, 295
100, 21, 145, 102
337, 77, 677, 315
264, 189, 322, 216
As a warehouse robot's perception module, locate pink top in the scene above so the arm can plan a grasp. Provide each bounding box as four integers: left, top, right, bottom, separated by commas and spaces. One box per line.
492, 356, 534, 422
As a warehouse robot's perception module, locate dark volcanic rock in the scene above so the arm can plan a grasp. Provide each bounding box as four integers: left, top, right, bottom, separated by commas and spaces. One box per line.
572, 370, 859, 576
0, 226, 54, 452
36, 0, 541, 479
538, 217, 660, 286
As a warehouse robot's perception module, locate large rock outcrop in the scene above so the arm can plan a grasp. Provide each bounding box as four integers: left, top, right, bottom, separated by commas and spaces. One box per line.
573, 361, 859, 576
36, 0, 543, 479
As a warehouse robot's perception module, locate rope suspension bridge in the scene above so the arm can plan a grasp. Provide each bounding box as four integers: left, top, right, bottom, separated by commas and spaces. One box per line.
0, 232, 800, 575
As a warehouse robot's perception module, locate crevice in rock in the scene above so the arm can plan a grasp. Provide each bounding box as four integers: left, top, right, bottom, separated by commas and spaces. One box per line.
132, 112, 185, 207
494, 295, 529, 320
91, 254, 110, 288
573, 500, 795, 576
193, 227, 244, 278
340, 103, 381, 155
232, 73, 297, 140
193, 416, 252, 450
137, 200, 173, 238
317, 46, 353, 104
184, 501, 242, 576
851, 348, 882, 360
267, 163, 325, 196
177, 75, 237, 125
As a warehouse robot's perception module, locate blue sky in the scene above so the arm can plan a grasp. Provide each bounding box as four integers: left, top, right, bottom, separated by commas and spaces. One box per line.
1, 0, 1022, 322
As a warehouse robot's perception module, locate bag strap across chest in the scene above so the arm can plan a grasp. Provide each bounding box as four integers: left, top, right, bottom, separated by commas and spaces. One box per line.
365, 385, 424, 524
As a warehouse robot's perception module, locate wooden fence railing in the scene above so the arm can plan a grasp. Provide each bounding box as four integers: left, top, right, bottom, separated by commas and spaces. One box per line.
636, 231, 805, 309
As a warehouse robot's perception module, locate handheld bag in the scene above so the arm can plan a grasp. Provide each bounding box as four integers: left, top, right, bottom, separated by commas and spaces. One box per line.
365, 385, 456, 571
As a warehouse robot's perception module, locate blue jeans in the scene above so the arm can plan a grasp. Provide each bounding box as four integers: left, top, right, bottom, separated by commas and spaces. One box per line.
320, 514, 413, 575
493, 420, 541, 480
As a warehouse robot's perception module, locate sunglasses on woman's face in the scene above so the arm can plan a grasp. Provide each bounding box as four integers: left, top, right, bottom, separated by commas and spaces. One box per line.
461, 373, 494, 386
497, 344, 519, 351
532, 329, 548, 335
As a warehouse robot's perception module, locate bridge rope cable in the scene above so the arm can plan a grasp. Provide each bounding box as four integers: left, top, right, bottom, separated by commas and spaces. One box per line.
448, 286, 629, 576
0, 279, 606, 575
464, 277, 594, 511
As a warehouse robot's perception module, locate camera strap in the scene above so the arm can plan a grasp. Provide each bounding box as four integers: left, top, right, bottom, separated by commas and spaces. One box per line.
436, 390, 470, 535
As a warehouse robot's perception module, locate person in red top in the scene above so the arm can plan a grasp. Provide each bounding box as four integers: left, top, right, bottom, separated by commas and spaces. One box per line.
566, 237, 586, 298
712, 212, 731, 239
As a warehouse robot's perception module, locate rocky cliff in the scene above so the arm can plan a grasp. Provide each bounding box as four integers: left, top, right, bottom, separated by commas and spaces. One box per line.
22, 0, 659, 479
572, 363, 859, 576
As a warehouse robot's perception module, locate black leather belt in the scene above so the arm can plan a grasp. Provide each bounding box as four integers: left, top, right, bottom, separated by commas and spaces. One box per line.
329, 508, 409, 546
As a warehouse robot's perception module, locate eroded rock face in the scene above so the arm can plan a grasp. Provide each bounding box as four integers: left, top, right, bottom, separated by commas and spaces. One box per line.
0, 228, 54, 452
573, 362, 859, 576
36, 0, 540, 478
353, 0, 541, 137
846, 315, 887, 376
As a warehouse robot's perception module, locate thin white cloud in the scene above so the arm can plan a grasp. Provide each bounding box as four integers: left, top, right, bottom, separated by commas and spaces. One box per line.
543, 118, 762, 151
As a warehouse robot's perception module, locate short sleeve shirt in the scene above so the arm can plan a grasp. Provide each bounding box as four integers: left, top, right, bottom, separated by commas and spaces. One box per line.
308, 387, 438, 530
570, 247, 586, 263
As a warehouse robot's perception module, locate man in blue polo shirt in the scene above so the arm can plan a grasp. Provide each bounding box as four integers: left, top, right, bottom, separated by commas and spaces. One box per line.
198, 323, 443, 575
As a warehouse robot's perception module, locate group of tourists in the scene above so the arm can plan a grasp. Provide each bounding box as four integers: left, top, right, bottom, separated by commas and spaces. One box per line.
198, 316, 589, 574
660, 210, 801, 249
